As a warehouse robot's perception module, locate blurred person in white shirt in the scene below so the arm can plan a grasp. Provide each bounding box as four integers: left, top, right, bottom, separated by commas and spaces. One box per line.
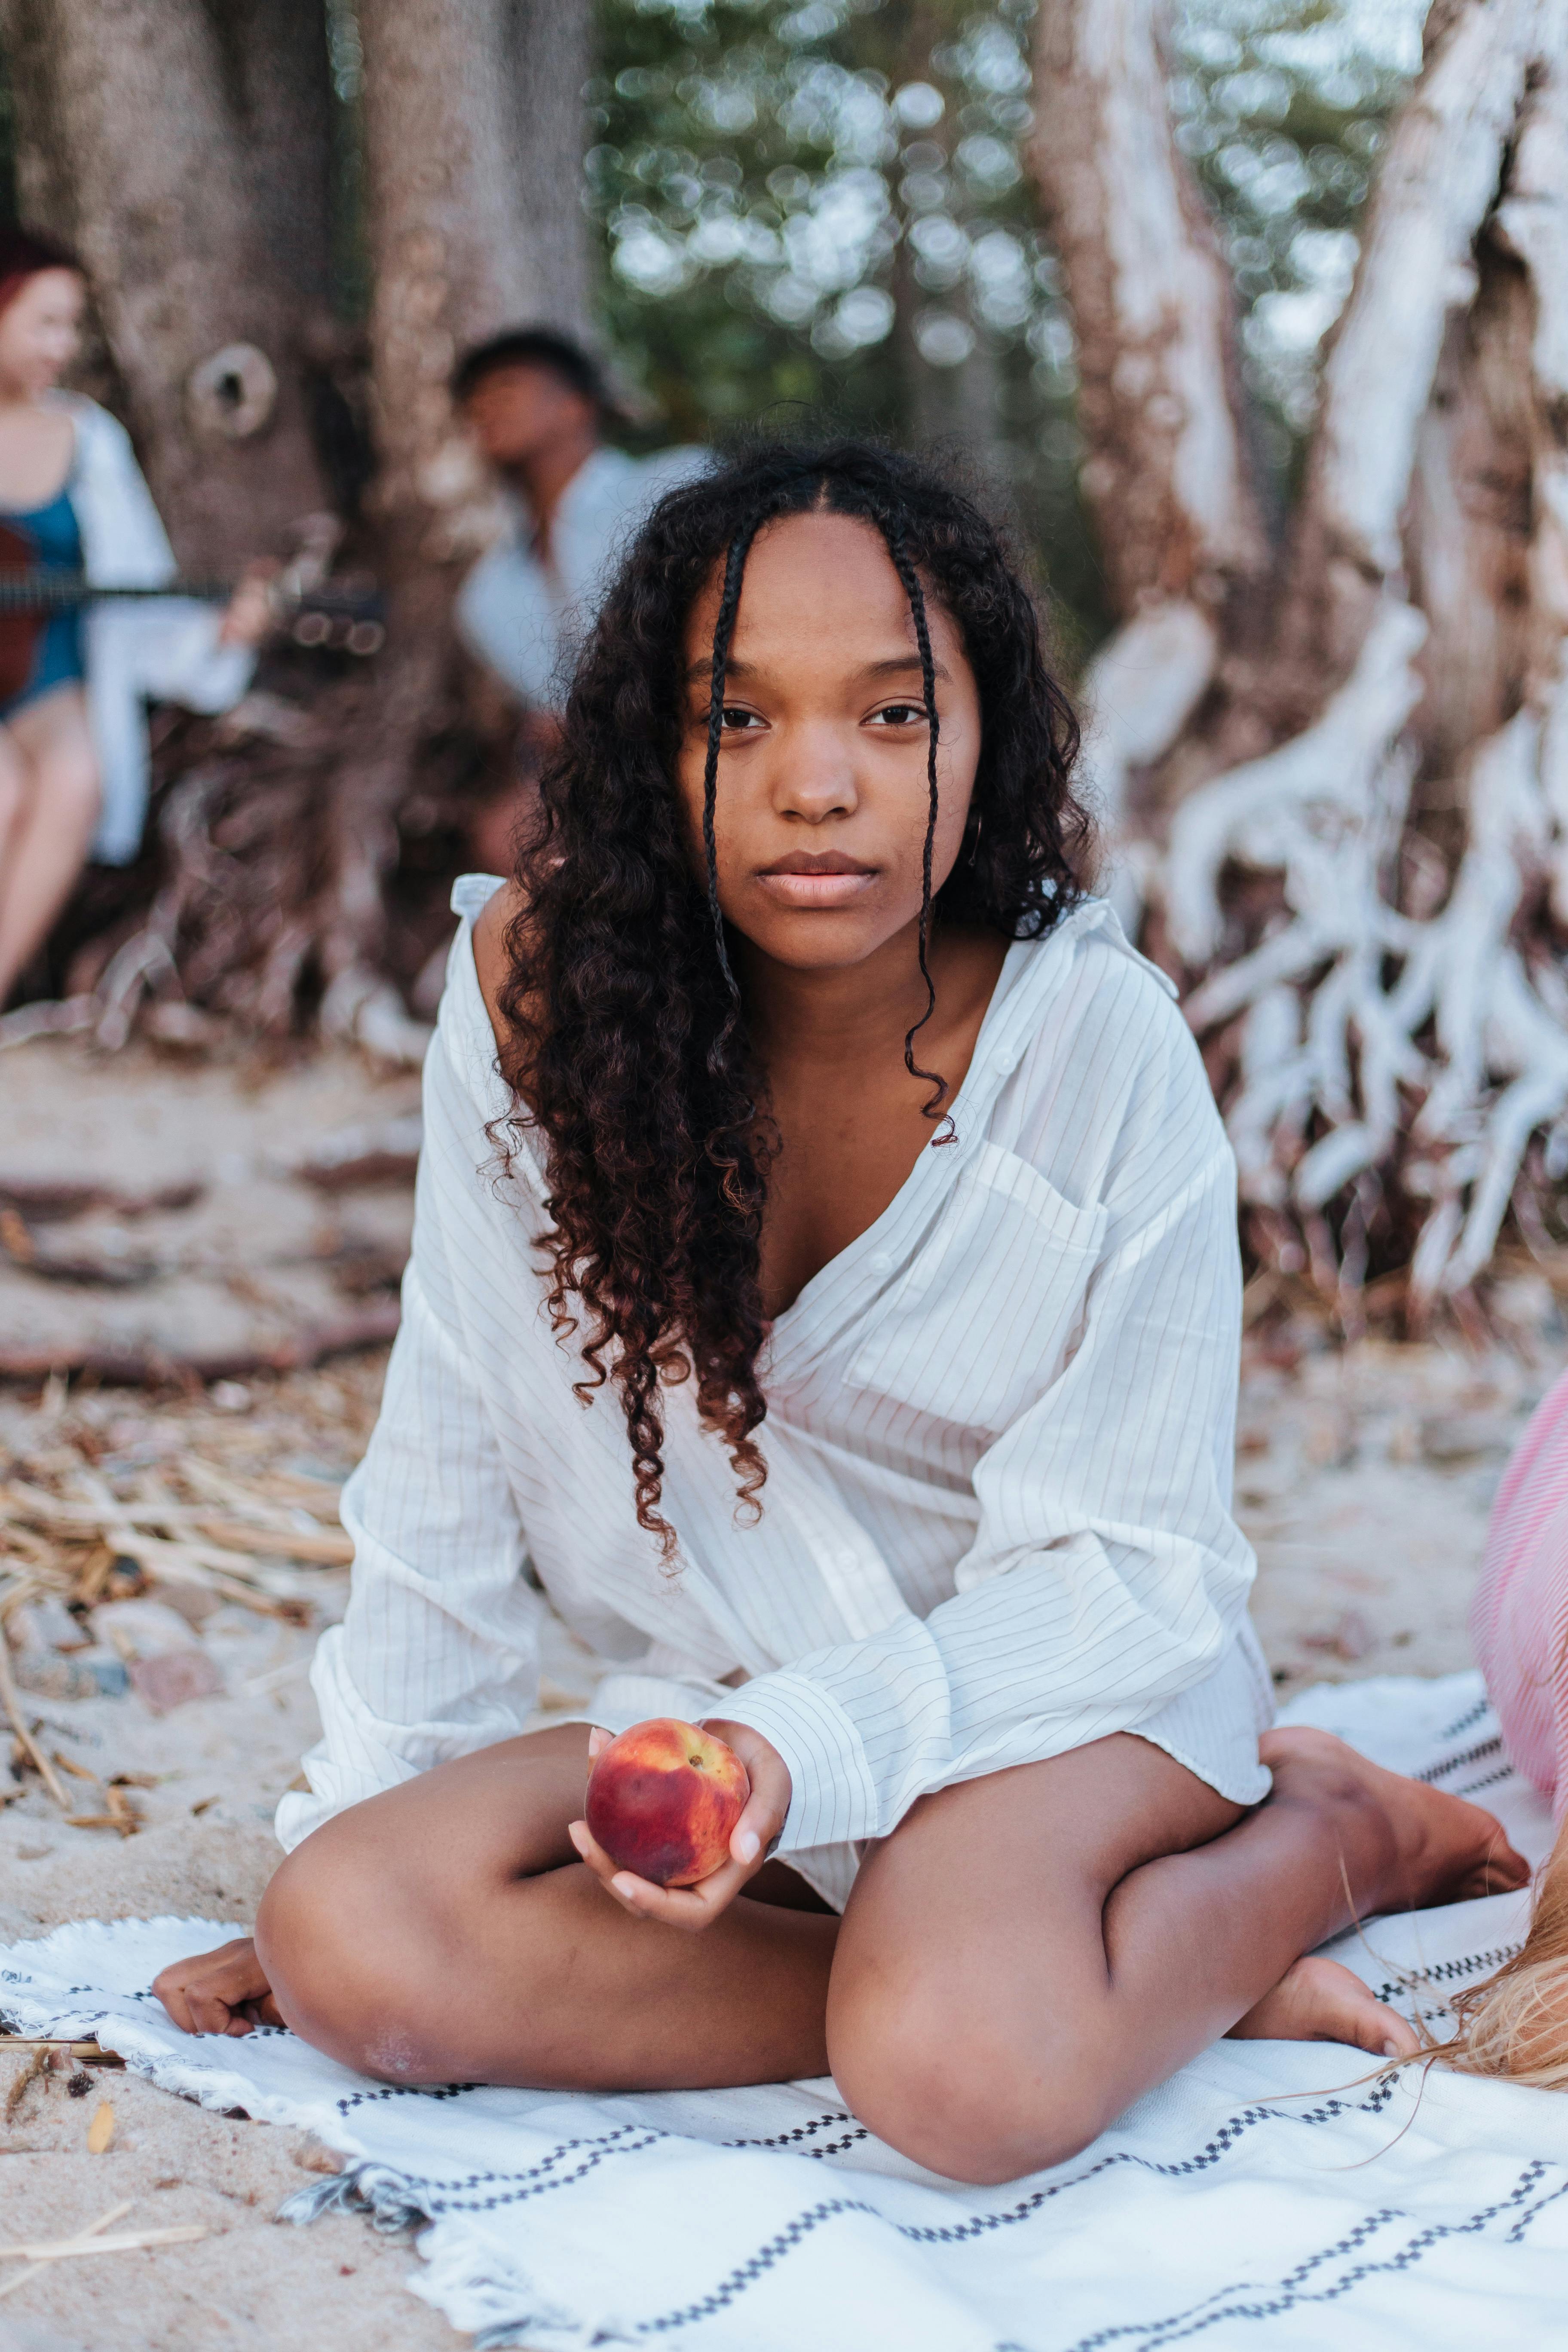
453, 328, 707, 873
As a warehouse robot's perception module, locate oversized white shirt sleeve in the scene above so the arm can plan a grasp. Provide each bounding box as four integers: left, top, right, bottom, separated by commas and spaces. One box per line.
275, 1060, 548, 1852
718, 1021, 1269, 1854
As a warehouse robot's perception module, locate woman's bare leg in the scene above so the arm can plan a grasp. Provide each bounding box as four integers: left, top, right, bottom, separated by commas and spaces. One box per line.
825, 1725, 1525, 2182
254, 1726, 839, 2091
0, 728, 24, 880
242, 1718, 1525, 2184
0, 686, 99, 1000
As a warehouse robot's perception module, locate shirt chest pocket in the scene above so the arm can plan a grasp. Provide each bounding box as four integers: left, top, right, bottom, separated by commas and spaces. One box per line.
845, 1144, 1108, 1438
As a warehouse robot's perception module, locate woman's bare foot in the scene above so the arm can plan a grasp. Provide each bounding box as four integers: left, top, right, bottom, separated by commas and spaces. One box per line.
1259, 1725, 1529, 1913
1229, 1955, 1420, 2061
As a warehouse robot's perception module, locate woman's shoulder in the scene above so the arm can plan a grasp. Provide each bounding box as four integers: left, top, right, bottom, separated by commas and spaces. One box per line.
445, 872, 551, 1113
1010, 898, 1185, 1063
418, 876, 527, 1142
1004, 900, 1227, 1196
469, 874, 523, 1057
48, 392, 133, 457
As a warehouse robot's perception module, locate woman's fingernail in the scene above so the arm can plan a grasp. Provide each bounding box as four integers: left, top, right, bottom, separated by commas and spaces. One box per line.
612, 1874, 641, 1902
736, 1829, 761, 1863
1382, 2038, 1401, 2058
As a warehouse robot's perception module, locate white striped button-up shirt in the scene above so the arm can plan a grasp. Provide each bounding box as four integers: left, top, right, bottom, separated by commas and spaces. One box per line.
277, 876, 1273, 1907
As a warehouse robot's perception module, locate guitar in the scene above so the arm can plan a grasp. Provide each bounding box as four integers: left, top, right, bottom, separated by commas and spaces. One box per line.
0, 517, 383, 702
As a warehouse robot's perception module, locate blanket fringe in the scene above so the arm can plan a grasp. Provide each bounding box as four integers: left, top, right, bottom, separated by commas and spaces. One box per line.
278, 2160, 433, 2237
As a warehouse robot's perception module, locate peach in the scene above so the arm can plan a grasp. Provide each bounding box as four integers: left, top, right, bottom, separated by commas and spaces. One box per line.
584, 1718, 750, 1887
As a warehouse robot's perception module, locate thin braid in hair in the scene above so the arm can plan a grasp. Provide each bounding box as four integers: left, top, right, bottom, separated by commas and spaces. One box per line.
880, 517, 952, 1133
701, 529, 754, 1050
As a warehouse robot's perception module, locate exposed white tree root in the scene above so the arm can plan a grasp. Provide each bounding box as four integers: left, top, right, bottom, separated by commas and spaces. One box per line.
1089, 0, 1568, 1307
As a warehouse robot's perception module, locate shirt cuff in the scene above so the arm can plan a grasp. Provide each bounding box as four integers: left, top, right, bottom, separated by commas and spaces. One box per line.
716, 1670, 882, 1853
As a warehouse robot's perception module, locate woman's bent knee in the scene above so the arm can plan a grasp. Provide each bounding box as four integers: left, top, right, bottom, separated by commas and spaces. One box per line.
256, 1834, 462, 2082
829, 1991, 1116, 2185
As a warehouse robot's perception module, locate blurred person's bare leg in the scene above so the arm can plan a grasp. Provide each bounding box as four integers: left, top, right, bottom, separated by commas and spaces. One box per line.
0, 724, 25, 887
0, 685, 99, 1000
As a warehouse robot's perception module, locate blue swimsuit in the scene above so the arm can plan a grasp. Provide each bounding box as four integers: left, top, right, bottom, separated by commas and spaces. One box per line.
0, 482, 86, 721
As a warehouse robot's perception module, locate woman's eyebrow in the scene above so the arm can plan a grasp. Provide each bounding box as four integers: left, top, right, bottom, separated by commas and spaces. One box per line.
863, 653, 951, 684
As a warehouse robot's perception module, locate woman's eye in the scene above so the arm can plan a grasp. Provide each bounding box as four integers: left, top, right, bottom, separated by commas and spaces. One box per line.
719, 705, 763, 732
870, 702, 927, 728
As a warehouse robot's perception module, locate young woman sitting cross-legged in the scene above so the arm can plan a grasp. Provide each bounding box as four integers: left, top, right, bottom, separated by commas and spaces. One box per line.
153, 442, 1525, 2187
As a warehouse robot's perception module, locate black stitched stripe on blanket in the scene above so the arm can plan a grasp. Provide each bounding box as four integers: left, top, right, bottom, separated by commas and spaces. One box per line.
600, 2152, 1568, 2343
1040, 2162, 1568, 2352
1413, 1735, 1504, 1784
396, 2078, 1402, 2225
723, 2109, 869, 2157
1437, 1697, 1494, 1743
1369, 1942, 1525, 2006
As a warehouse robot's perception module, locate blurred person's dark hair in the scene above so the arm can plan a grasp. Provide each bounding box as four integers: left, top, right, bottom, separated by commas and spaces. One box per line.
451, 327, 621, 423
0, 226, 82, 318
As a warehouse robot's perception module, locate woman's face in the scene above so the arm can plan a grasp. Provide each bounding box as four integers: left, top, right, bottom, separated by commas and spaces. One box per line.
676, 510, 982, 975
0, 269, 84, 395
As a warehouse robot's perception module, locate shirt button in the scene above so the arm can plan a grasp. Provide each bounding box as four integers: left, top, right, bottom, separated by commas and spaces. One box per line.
868, 1251, 891, 1274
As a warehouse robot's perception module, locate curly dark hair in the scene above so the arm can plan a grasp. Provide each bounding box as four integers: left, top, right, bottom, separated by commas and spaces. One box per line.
496, 438, 1092, 1555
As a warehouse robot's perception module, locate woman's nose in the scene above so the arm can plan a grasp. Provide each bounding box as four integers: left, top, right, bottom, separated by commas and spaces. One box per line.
770, 720, 859, 819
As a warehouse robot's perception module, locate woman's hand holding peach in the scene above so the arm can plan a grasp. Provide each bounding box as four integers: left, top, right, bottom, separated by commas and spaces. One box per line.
568, 1717, 791, 1931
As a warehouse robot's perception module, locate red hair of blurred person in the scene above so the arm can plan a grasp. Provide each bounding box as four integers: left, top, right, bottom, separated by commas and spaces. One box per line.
0, 226, 82, 321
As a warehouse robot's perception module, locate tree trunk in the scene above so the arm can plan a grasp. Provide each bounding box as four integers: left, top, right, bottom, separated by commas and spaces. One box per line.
357, 0, 591, 554
1030, 0, 1266, 619
1031, 0, 1568, 1315
0, 0, 335, 567
316, 0, 594, 1024
15, 0, 595, 1055
1029, 0, 1268, 848
1276, 0, 1541, 689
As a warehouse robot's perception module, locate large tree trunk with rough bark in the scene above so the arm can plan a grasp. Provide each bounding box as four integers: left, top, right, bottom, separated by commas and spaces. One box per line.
315, 0, 593, 1045
0, 0, 336, 567
1032, 0, 1568, 1319
5, 0, 594, 1050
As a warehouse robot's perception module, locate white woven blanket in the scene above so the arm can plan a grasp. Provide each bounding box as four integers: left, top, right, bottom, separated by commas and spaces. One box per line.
4, 1671, 1567, 2352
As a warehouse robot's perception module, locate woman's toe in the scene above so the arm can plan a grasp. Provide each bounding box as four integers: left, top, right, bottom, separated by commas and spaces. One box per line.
1230, 1954, 1418, 2059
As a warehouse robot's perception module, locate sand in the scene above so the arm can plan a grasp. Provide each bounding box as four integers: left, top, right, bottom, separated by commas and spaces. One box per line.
4, 1034, 1567, 2347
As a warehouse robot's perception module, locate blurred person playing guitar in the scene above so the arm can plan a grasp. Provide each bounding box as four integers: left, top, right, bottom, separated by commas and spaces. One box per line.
0, 227, 271, 1007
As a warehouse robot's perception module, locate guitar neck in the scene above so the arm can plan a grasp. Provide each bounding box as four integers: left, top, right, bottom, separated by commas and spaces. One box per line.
0, 573, 230, 612
0, 573, 374, 618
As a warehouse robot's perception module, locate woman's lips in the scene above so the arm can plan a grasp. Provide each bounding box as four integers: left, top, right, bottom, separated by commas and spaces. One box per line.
755, 854, 877, 908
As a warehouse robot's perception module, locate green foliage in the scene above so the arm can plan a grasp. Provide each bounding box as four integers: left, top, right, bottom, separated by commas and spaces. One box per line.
589, 0, 1108, 645
594, 0, 1428, 648
0, 0, 1431, 658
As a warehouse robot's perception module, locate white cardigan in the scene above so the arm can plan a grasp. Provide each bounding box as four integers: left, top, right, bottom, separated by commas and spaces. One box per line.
45, 395, 255, 864
278, 876, 1272, 1910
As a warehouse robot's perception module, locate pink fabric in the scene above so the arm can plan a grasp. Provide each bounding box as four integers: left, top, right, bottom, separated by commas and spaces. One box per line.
1472, 1367, 1568, 1814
